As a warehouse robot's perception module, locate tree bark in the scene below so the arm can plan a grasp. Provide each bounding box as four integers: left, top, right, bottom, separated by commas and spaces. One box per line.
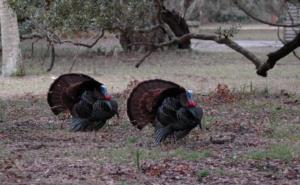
257, 32, 300, 76
161, 6, 191, 49
119, 6, 190, 51
0, 0, 24, 77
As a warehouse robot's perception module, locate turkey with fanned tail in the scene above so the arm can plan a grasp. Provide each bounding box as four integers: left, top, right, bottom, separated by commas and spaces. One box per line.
127, 79, 203, 144
47, 73, 118, 131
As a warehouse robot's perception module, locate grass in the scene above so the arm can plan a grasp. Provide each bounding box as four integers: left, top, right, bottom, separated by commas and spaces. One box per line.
246, 144, 300, 161
170, 147, 212, 161
0, 101, 5, 122
1, 38, 300, 98
214, 168, 226, 176
127, 136, 139, 144
243, 96, 300, 142
0, 97, 52, 121
59, 145, 213, 165
266, 124, 300, 141
201, 114, 218, 130
197, 170, 210, 182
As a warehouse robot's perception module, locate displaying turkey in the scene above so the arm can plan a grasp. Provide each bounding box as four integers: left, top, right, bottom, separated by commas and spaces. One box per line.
127, 79, 203, 144
47, 73, 118, 131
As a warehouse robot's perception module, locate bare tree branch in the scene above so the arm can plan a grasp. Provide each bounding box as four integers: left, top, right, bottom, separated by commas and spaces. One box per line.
134, 28, 300, 77
257, 32, 300, 76
58, 30, 105, 48
133, 0, 300, 76
233, 0, 300, 27
153, 0, 178, 41
135, 50, 154, 68
134, 33, 262, 68
69, 52, 81, 72
277, 24, 300, 60
134, 25, 161, 33
20, 33, 43, 40
285, 7, 300, 60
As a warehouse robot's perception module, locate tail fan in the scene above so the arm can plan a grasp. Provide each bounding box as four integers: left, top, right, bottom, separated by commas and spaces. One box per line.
127, 79, 185, 129
47, 73, 102, 115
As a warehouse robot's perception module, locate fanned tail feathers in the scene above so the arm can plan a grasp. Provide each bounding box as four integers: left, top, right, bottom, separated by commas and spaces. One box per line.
127, 79, 185, 130
47, 73, 101, 115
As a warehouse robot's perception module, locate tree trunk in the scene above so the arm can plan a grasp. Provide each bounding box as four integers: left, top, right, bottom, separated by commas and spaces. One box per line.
0, 0, 24, 77
119, 6, 190, 51
161, 7, 191, 49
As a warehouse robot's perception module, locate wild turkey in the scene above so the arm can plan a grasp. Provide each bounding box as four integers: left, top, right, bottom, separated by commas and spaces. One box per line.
47, 73, 118, 131
127, 79, 203, 144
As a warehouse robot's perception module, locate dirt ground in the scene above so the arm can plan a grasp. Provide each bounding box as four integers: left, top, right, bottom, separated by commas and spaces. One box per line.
0, 88, 299, 184
0, 25, 300, 184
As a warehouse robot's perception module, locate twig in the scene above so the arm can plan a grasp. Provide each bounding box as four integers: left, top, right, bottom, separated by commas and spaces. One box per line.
31, 38, 40, 57
68, 52, 81, 72
135, 50, 154, 68
134, 25, 161, 33
58, 29, 105, 48
20, 33, 43, 40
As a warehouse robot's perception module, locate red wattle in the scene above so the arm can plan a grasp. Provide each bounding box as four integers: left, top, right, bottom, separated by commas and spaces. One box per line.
104, 95, 112, 100
187, 101, 197, 107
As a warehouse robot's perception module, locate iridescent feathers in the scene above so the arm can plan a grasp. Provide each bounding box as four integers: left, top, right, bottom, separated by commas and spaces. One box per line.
47, 73, 118, 132
127, 79, 203, 144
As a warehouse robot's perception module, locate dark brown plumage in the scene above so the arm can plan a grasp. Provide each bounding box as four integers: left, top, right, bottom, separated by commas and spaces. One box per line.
47, 73, 118, 131
127, 79, 185, 129
48, 73, 102, 115
127, 79, 203, 144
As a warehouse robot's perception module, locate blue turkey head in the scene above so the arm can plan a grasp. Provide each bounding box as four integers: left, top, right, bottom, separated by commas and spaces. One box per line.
186, 90, 197, 107
100, 85, 112, 100
185, 90, 203, 129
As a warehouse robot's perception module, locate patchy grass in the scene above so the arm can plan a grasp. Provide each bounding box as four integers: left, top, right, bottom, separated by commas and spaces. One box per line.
214, 167, 226, 176
0, 90, 299, 184
127, 136, 139, 144
170, 147, 212, 161
246, 144, 300, 161
197, 169, 210, 182
1, 41, 300, 97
